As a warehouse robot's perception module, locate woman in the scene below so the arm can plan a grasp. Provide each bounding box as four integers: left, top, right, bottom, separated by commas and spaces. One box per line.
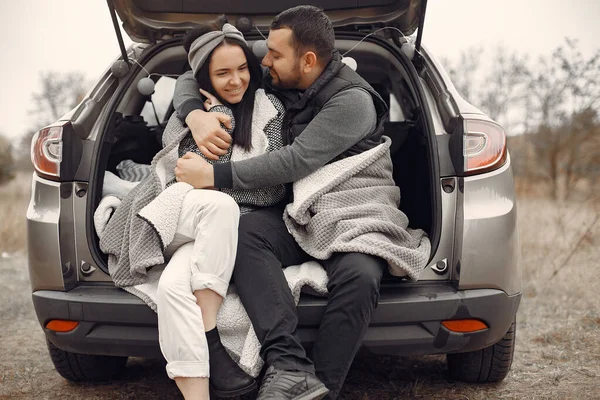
155, 21, 287, 400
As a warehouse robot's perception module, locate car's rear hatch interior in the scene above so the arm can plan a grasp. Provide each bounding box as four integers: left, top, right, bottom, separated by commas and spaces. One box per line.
89, 33, 442, 286
92, 0, 444, 283
112, 0, 423, 43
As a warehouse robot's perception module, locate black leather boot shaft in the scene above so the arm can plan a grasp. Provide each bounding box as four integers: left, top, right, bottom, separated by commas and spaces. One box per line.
206, 328, 257, 397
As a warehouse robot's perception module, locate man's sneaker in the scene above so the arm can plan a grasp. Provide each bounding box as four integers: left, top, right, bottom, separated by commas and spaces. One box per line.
257, 366, 329, 400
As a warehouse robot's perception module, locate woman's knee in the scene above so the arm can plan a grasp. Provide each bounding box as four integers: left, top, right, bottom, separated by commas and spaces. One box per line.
186, 190, 239, 214
210, 192, 240, 219
157, 273, 190, 304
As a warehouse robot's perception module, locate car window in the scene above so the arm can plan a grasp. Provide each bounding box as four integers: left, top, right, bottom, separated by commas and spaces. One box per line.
140, 76, 176, 125
389, 94, 406, 122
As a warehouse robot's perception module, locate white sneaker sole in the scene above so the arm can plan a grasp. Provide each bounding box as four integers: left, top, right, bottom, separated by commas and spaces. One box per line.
292, 385, 329, 400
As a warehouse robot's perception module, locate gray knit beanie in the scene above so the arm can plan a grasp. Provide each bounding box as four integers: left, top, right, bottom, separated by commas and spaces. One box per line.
188, 23, 247, 78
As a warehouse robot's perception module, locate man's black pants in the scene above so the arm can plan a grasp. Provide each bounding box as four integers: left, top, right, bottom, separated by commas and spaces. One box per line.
232, 206, 385, 399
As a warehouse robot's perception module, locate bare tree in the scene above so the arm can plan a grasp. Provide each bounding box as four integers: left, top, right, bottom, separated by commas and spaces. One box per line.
17, 71, 88, 170
478, 47, 529, 124
562, 108, 600, 199
526, 40, 600, 199
442, 46, 529, 132
0, 133, 15, 185
442, 47, 483, 104
556, 39, 600, 113
31, 71, 88, 125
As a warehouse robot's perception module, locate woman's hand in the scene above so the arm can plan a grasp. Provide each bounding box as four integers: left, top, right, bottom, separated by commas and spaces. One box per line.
200, 88, 222, 111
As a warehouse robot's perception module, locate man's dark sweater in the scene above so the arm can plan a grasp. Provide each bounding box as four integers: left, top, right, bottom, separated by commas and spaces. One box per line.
173, 65, 378, 190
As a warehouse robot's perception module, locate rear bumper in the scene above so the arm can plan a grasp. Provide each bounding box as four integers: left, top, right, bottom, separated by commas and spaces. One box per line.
33, 284, 521, 358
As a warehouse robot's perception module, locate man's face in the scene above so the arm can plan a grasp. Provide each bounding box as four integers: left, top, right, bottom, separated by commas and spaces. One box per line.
262, 28, 302, 89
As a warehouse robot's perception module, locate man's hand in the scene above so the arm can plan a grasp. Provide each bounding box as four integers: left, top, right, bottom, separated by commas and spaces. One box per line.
185, 108, 232, 161
175, 152, 215, 189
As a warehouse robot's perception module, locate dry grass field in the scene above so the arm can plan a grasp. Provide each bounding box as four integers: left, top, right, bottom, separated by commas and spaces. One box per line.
0, 172, 30, 255
0, 174, 598, 399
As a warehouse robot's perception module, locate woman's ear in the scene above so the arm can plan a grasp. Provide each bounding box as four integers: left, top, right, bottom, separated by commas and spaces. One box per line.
302, 51, 318, 73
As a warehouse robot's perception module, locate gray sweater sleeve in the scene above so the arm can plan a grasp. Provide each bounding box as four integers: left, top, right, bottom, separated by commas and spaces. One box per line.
214, 88, 377, 189
173, 71, 203, 121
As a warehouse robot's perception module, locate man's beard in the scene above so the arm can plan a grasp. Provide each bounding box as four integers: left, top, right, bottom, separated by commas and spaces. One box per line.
270, 66, 302, 90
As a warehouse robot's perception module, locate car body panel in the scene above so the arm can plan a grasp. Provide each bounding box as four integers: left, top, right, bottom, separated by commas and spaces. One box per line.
415, 177, 456, 280
34, 285, 520, 358
459, 157, 521, 295
27, 174, 67, 291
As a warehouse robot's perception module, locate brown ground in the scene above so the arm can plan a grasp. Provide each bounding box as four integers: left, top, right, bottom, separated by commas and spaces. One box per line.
1, 178, 599, 399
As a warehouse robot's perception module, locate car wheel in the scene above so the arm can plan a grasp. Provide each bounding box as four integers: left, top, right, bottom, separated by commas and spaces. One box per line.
46, 338, 128, 382
446, 321, 516, 383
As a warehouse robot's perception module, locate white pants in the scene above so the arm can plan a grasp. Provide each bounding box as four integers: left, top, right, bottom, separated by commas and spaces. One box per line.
156, 189, 240, 379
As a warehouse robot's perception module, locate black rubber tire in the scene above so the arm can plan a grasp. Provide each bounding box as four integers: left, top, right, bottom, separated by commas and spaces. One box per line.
446, 321, 516, 383
46, 339, 128, 382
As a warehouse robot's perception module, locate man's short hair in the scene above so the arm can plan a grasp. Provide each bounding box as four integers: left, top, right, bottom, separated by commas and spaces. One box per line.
270, 5, 335, 65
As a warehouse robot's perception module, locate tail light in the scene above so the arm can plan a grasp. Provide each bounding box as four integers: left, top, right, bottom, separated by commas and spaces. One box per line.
464, 119, 507, 175
31, 125, 65, 179
31, 121, 81, 181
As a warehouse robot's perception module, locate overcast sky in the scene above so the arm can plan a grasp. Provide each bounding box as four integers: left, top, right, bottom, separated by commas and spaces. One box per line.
0, 0, 599, 140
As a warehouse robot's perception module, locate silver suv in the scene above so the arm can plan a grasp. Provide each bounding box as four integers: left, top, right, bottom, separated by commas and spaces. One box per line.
27, 0, 520, 385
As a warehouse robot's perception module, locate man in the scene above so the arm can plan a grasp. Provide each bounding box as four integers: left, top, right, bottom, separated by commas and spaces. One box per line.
175, 6, 389, 399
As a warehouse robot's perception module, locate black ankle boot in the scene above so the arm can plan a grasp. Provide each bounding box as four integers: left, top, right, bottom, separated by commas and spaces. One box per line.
206, 328, 257, 398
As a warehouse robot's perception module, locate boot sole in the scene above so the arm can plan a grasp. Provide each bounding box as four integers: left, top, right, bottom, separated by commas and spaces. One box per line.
210, 380, 257, 398
291, 385, 329, 400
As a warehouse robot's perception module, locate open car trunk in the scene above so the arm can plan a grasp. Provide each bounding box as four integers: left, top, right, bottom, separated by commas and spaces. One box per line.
89, 31, 442, 284
110, 0, 425, 43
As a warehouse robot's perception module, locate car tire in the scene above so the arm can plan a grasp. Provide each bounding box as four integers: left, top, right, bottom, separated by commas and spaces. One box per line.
46, 339, 128, 382
446, 321, 516, 383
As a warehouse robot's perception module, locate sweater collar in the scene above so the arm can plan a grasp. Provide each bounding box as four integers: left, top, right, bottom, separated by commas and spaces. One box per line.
286, 50, 344, 112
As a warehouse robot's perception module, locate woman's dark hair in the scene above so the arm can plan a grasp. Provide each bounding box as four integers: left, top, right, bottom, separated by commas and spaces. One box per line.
183, 19, 262, 151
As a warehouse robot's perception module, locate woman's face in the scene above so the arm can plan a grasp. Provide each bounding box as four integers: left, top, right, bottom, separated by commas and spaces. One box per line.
208, 43, 250, 105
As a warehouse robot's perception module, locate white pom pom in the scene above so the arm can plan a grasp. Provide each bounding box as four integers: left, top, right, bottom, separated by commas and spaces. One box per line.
110, 60, 130, 78
401, 43, 415, 60
137, 77, 155, 96
341, 56, 357, 71
252, 40, 268, 60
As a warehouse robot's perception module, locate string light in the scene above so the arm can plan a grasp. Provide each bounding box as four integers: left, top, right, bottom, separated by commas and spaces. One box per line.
254, 25, 267, 40
127, 26, 421, 95
341, 26, 423, 60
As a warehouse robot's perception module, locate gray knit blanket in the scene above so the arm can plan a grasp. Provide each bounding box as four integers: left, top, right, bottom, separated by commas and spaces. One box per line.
99, 89, 284, 288
99, 125, 193, 287
283, 136, 431, 280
